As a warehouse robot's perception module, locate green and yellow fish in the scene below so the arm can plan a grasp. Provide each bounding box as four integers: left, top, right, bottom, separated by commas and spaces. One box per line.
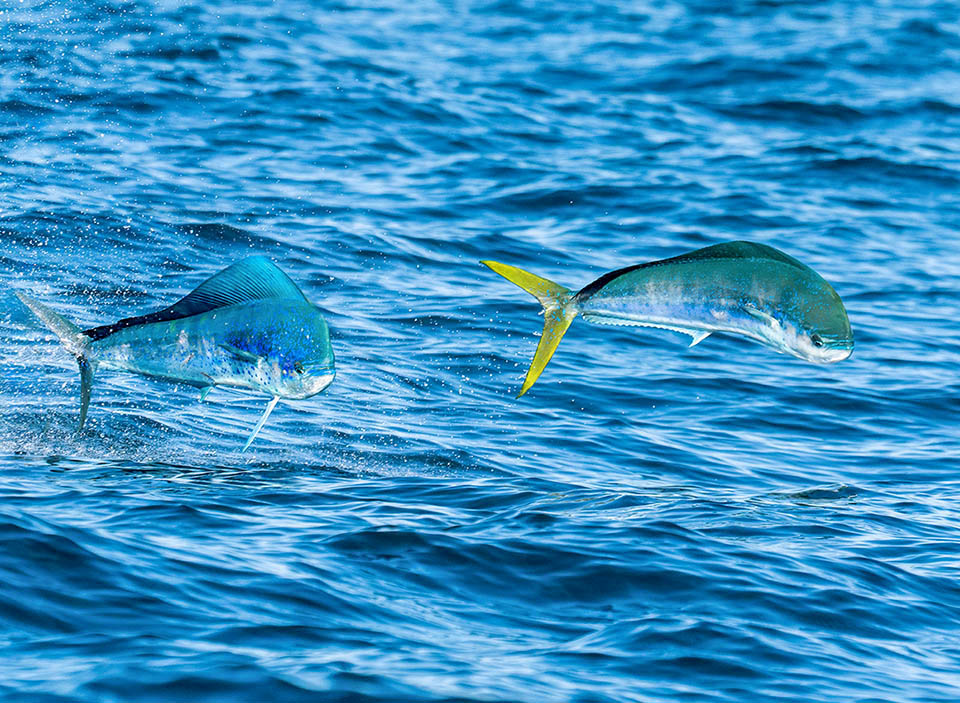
482, 241, 854, 396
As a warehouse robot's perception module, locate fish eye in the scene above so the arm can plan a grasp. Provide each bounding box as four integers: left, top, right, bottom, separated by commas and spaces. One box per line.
293, 361, 305, 374
811, 334, 824, 348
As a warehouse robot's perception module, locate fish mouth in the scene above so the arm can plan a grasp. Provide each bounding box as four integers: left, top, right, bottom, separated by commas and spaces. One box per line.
266, 361, 335, 399
822, 343, 854, 363
289, 369, 336, 399
781, 333, 853, 364
810, 338, 854, 364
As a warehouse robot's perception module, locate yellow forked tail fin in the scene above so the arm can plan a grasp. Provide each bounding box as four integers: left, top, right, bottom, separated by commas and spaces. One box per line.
481, 260, 578, 397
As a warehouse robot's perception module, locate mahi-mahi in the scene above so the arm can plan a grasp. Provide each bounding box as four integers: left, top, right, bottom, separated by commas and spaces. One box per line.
16, 256, 335, 450
482, 241, 854, 397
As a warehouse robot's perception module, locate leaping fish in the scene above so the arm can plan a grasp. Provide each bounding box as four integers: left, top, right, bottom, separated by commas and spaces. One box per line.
482, 241, 854, 397
16, 256, 335, 450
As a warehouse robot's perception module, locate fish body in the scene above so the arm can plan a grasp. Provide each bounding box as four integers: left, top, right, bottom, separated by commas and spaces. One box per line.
91, 300, 334, 399
17, 256, 335, 449
482, 241, 854, 396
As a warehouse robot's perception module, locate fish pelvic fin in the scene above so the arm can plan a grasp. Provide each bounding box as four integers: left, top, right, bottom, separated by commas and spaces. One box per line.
480, 261, 578, 397
688, 331, 711, 347
16, 293, 95, 432
242, 396, 280, 452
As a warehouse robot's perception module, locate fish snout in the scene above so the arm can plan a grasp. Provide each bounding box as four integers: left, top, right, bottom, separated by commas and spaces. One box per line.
820, 342, 854, 364
804, 333, 854, 364
281, 365, 335, 399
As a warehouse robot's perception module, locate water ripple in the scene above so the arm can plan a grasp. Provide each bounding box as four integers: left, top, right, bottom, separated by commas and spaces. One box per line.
1, 0, 959, 701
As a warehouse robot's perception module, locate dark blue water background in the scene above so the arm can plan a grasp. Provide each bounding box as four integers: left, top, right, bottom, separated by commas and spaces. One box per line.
2, 1, 959, 701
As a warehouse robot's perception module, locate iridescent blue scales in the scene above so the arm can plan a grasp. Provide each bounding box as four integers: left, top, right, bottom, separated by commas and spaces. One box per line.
16, 257, 335, 450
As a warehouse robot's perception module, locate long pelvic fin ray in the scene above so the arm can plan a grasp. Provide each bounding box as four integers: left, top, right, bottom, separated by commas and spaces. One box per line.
242, 396, 280, 452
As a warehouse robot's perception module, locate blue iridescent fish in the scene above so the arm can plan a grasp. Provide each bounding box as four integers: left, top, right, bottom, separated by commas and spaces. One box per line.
482, 241, 854, 397
16, 256, 335, 450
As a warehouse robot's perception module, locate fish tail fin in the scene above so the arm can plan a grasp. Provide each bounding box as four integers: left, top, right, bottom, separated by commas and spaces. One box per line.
78, 356, 94, 431
16, 293, 95, 431
480, 261, 578, 397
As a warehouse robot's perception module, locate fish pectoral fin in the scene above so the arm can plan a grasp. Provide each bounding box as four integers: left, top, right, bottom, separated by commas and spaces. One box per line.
744, 304, 775, 325
242, 396, 280, 452
219, 343, 262, 364
199, 386, 213, 402
687, 330, 711, 347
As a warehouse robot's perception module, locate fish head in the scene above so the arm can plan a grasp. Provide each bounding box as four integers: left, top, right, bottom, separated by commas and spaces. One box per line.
791, 327, 854, 364
250, 305, 336, 399
779, 282, 854, 364
281, 308, 336, 399
280, 356, 336, 399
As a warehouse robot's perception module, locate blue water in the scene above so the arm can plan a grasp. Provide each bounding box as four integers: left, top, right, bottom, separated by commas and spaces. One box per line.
2, 1, 960, 701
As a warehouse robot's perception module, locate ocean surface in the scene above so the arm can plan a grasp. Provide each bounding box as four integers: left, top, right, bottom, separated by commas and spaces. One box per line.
2, 1, 959, 701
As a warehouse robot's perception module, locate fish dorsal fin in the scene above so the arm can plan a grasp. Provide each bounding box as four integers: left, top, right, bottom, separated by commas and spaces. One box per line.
163, 256, 307, 318
662, 241, 808, 270
83, 257, 307, 341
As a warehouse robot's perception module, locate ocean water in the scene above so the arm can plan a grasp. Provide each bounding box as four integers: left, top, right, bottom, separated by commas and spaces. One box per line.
2, 0, 959, 701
